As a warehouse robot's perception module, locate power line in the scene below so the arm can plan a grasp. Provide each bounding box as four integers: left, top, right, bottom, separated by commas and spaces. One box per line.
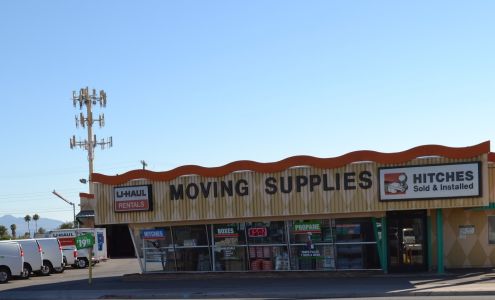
0, 189, 81, 200
0, 208, 72, 214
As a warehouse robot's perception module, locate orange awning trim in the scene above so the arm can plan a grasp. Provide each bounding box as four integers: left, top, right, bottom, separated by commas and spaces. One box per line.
92, 141, 490, 185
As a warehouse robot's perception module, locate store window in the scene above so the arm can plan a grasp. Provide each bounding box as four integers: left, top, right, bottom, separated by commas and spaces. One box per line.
335, 218, 379, 269
288, 219, 335, 270
488, 216, 495, 244
172, 225, 211, 271
135, 218, 381, 273
212, 223, 247, 271
139, 227, 177, 272
246, 221, 289, 271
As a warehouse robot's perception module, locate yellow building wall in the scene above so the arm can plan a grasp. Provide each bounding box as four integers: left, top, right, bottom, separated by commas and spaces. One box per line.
94, 156, 488, 226
442, 208, 495, 268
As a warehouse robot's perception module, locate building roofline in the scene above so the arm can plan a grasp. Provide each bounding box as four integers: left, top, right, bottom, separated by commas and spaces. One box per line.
91, 141, 490, 185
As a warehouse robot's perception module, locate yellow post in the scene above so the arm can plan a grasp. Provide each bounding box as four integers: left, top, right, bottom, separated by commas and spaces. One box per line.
88, 247, 93, 284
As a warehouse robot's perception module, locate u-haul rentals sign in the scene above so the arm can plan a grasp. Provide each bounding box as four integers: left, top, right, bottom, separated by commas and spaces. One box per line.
379, 162, 481, 201
114, 185, 153, 212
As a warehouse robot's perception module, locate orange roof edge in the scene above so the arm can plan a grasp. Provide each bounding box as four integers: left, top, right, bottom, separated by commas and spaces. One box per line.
91, 141, 491, 185
79, 193, 95, 199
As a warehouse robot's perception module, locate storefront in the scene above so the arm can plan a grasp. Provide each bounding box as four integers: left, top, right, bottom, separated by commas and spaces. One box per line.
90, 141, 495, 273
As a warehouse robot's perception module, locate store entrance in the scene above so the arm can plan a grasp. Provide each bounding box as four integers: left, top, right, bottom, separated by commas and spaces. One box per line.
387, 210, 427, 272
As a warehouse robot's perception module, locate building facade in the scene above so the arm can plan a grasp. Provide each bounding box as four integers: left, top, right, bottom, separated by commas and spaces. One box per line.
90, 141, 495, 273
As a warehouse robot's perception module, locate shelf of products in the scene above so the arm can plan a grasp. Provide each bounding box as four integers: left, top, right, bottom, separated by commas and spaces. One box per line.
336, 223, 363, 269
248, 246, 289, 271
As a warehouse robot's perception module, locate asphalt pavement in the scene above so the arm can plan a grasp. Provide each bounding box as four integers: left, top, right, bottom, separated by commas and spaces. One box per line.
1, 258, 495, 299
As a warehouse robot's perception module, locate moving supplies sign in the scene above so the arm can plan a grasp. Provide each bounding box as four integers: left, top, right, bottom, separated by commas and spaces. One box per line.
379, 162, 481, 201
114, 185, 153, 212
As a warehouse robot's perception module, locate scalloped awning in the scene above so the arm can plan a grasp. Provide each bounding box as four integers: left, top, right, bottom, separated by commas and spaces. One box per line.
91, 141, 491, 186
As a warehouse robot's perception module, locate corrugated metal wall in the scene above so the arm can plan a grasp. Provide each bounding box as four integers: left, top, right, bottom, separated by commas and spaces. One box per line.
489, 163, 495, 203
95, 155, 489, 225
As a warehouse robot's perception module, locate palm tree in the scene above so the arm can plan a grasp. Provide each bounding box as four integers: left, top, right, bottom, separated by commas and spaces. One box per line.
24, 215, 31, 238
0, 225, 8, 239
10, 224, 16, 239
33, 214, 40, 234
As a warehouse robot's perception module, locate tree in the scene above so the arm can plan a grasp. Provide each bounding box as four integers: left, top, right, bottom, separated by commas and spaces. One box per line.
58, 222, 74, 229
24, 215, 31, 237
37, 227, 46, 235
33, 214, 40, 234
10, 224, 16, 239
0, 225, 9, 239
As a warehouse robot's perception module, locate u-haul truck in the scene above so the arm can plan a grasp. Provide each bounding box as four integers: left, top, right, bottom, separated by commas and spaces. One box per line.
41, 228, 107, 268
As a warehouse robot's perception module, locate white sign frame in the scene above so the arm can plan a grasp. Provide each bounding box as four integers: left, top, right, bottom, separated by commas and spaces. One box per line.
379, 162, 481, 201
114, 185, 153, 212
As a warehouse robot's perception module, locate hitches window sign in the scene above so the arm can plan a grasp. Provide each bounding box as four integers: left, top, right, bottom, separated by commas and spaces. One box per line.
379, 162, 481, 201
114, 185, 153, 212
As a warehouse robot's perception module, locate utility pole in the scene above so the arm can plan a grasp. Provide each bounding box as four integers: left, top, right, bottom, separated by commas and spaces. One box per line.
70, 87, 113, 191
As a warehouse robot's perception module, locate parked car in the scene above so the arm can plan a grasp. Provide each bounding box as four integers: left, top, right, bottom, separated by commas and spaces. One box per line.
0, 241, 24, 283
36, 238, 64, 274
10, 239, 45, 277
62, 246, 78, 268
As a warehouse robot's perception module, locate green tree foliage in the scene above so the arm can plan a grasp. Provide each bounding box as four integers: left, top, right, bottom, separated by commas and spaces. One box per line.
10, 224, 16, 239
24, 215, 31, 237
33, 214, 40, 233
0, 225, 11, 240
37, 227, 46, 234
58, 222, 74, 229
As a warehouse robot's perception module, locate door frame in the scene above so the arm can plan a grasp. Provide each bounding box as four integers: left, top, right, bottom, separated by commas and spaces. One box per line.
386, 210, 428, 273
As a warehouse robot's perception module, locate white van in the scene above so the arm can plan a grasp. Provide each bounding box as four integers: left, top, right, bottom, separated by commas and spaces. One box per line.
44, 228, 105, 268
62, 246, 78, 268
36, 238, 64, 274
0, 241, 24, 283
11, 239, 45, 277
73, 247, 97, 268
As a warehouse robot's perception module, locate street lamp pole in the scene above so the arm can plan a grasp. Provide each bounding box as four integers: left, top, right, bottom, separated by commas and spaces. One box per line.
52, 190, 78, 228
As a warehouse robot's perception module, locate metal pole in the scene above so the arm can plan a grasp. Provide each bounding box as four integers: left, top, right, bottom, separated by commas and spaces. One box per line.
85, 88, 94, 192
436, 208, 444, 274
73, 203, 78, 228
52, 190, 77, 227
88, 247, 93, 285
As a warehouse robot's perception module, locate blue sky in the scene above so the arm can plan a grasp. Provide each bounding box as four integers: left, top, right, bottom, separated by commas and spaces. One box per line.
0, 1, 494, 223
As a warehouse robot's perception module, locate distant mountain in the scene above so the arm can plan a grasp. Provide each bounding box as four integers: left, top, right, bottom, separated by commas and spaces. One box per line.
0, 215, 63, 237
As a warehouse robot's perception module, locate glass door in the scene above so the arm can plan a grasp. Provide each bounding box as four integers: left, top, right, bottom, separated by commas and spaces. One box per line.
387, 210, 427, 272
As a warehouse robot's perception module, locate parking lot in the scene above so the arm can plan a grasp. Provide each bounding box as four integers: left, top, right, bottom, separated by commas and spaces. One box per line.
0, 258, 140, 291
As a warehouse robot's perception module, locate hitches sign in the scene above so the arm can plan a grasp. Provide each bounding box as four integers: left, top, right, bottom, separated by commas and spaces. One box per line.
114, 185, 153, 212
379, 162, 481, 201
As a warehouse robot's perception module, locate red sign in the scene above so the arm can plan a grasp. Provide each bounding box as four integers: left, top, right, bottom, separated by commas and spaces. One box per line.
248, 227, 268, 238
58, 237, 76, 247
115, 200, 149, 212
